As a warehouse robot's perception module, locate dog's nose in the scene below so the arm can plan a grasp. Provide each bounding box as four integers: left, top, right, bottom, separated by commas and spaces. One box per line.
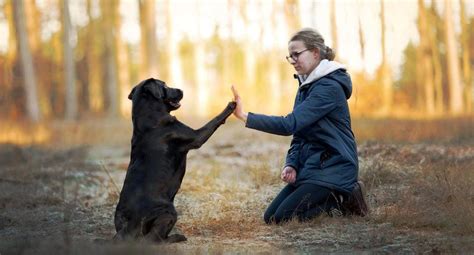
177, 89, 183, 99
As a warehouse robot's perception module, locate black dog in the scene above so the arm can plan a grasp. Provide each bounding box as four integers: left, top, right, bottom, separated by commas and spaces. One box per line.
114, 78, 236, 242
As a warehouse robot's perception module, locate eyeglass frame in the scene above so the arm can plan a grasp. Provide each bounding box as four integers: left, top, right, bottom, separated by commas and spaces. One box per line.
286, 48, 311, 63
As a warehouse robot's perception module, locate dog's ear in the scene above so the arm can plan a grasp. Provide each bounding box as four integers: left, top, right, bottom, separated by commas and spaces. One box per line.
143, 81, 163, 100
128, 79, 152, 100
128, 86, 137, 100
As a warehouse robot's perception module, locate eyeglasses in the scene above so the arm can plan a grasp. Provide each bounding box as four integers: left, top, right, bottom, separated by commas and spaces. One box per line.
286, 49, 310, 63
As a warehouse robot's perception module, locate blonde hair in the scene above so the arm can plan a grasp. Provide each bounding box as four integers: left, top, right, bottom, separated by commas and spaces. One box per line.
289, 28, 335, 61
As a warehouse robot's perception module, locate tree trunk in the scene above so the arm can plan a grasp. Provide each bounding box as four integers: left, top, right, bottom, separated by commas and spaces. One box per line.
269, 1, 282, 113
330, 0, 338, 57
165, 0, 184, 90
3, 1, 16, 118
194, 0, 207, 117
114, 1, 131, 117
86, 0, 104, 113
417, 0, 435, 115
24, 0, 41, 52
380, 0, 393, 114
12, 0, 41, 122
429, 1, 444, 114
459, 0, 472, 113
444, 0, 463, 115
139, 0, 158, 78
358, 16, 365, 70
240, 0, 256, 110
101, 0, 119, 118
62, 0, 77, 120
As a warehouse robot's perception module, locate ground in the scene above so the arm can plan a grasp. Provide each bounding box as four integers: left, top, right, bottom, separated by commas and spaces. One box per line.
0, 119, 473, 254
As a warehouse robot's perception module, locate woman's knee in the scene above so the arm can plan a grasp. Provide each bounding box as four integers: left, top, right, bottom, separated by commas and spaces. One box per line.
263, 209, 275, 224
264, 210, 289, 224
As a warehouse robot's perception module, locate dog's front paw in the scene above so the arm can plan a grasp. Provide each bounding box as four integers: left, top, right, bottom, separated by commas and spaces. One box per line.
227, 101, 237, 110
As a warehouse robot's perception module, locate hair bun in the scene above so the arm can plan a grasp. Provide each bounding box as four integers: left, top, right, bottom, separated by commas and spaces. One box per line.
325, 46, 335, 61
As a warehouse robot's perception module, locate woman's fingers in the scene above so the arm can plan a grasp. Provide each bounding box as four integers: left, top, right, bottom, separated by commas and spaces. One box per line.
231, 85, 239, 100
281, 169, 289, 182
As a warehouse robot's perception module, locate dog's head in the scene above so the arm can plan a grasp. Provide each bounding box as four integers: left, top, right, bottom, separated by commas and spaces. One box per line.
128, 78, 183, 114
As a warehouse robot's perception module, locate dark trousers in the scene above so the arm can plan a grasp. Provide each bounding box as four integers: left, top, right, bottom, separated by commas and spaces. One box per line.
264, 183, 340, 224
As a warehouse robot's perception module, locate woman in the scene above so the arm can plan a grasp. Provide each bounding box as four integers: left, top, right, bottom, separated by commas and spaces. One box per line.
231, 28, 368, 224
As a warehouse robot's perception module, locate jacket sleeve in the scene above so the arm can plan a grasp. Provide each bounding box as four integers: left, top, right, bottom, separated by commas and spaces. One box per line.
245, 81, 340, 136
285, 136, 302, 171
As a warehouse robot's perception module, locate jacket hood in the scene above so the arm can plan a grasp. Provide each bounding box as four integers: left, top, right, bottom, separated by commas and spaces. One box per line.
297, 59, 352, 99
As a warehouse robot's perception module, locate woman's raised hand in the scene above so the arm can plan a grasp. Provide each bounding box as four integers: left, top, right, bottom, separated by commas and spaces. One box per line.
231, 85, 248, 123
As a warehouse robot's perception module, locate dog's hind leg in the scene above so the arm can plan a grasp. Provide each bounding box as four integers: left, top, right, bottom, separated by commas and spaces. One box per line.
142, 207, 187, 243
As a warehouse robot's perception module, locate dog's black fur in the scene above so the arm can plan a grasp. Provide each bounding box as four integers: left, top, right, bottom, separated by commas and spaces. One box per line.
114, 78, 236, 243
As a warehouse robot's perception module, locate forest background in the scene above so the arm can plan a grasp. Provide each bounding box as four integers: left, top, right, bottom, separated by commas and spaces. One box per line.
1, 0, 473, 125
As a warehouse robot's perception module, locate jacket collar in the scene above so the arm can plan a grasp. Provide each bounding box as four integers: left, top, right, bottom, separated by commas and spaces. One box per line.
295, 59, 346, 89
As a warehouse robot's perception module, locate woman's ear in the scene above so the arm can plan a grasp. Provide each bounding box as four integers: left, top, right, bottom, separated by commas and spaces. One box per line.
313, 48, 320, 59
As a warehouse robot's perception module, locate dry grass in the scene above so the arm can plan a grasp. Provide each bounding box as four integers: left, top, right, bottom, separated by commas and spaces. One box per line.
0, 117, 473, 253
383, 158, 474, 233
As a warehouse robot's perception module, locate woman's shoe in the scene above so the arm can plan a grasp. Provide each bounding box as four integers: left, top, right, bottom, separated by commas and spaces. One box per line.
343, 181, 369, 216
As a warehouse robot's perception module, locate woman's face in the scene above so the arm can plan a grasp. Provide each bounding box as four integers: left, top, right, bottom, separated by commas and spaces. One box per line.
287, 40, 321, 75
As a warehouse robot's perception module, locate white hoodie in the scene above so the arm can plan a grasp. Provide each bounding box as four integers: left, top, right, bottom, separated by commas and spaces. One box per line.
298, 59, 346, 89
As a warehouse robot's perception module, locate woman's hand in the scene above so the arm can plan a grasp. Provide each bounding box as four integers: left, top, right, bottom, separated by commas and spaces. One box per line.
281, 166, 296, 184
231, 85, 248, 123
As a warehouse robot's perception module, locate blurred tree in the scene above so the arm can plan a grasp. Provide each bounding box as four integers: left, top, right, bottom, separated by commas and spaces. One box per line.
284, 0, 300, 32
444, 0, 463, 115
238, 0, 257, 108
330, 0, 338, 59
428, 0, 444, 114
269, 1, 282, 112
139, 0, 158, 78
222, 0, 233, 90
164, 0, 184, 92
459, 0, 472, 113
101, 0, 119, 118
379, 0, 393, 114
25, 0, 52, 118
470, 16, 474, 112
115, 1, 131, 116
358, 16, 365, 71
24, 0, 41, 52
62, 0, 77, 120
396, 42, 418, 107
194, 0, 207, 116
85, 0, 104, 113
3, 1, 16, 117
12, 0, 41, 121
417, 0, 435, 115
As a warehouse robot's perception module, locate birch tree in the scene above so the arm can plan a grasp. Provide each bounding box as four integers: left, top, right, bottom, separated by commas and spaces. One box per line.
459, 0, 472, 112
444, 0, 463, 114
12, 0, 41, 121
139, 0, 158, 78
429, 1, 444, 114
417, 0, 435, 114
101, 0, 119, 118
62, 0, 78, 120
86, 0, 104, 113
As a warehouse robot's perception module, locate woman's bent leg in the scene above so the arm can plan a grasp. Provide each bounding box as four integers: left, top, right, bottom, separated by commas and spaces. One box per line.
272, 184, 335, 224
264, 184, 296, 224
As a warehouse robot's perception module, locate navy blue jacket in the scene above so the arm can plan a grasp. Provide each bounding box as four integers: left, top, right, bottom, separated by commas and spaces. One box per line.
246, 61, 358, 194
